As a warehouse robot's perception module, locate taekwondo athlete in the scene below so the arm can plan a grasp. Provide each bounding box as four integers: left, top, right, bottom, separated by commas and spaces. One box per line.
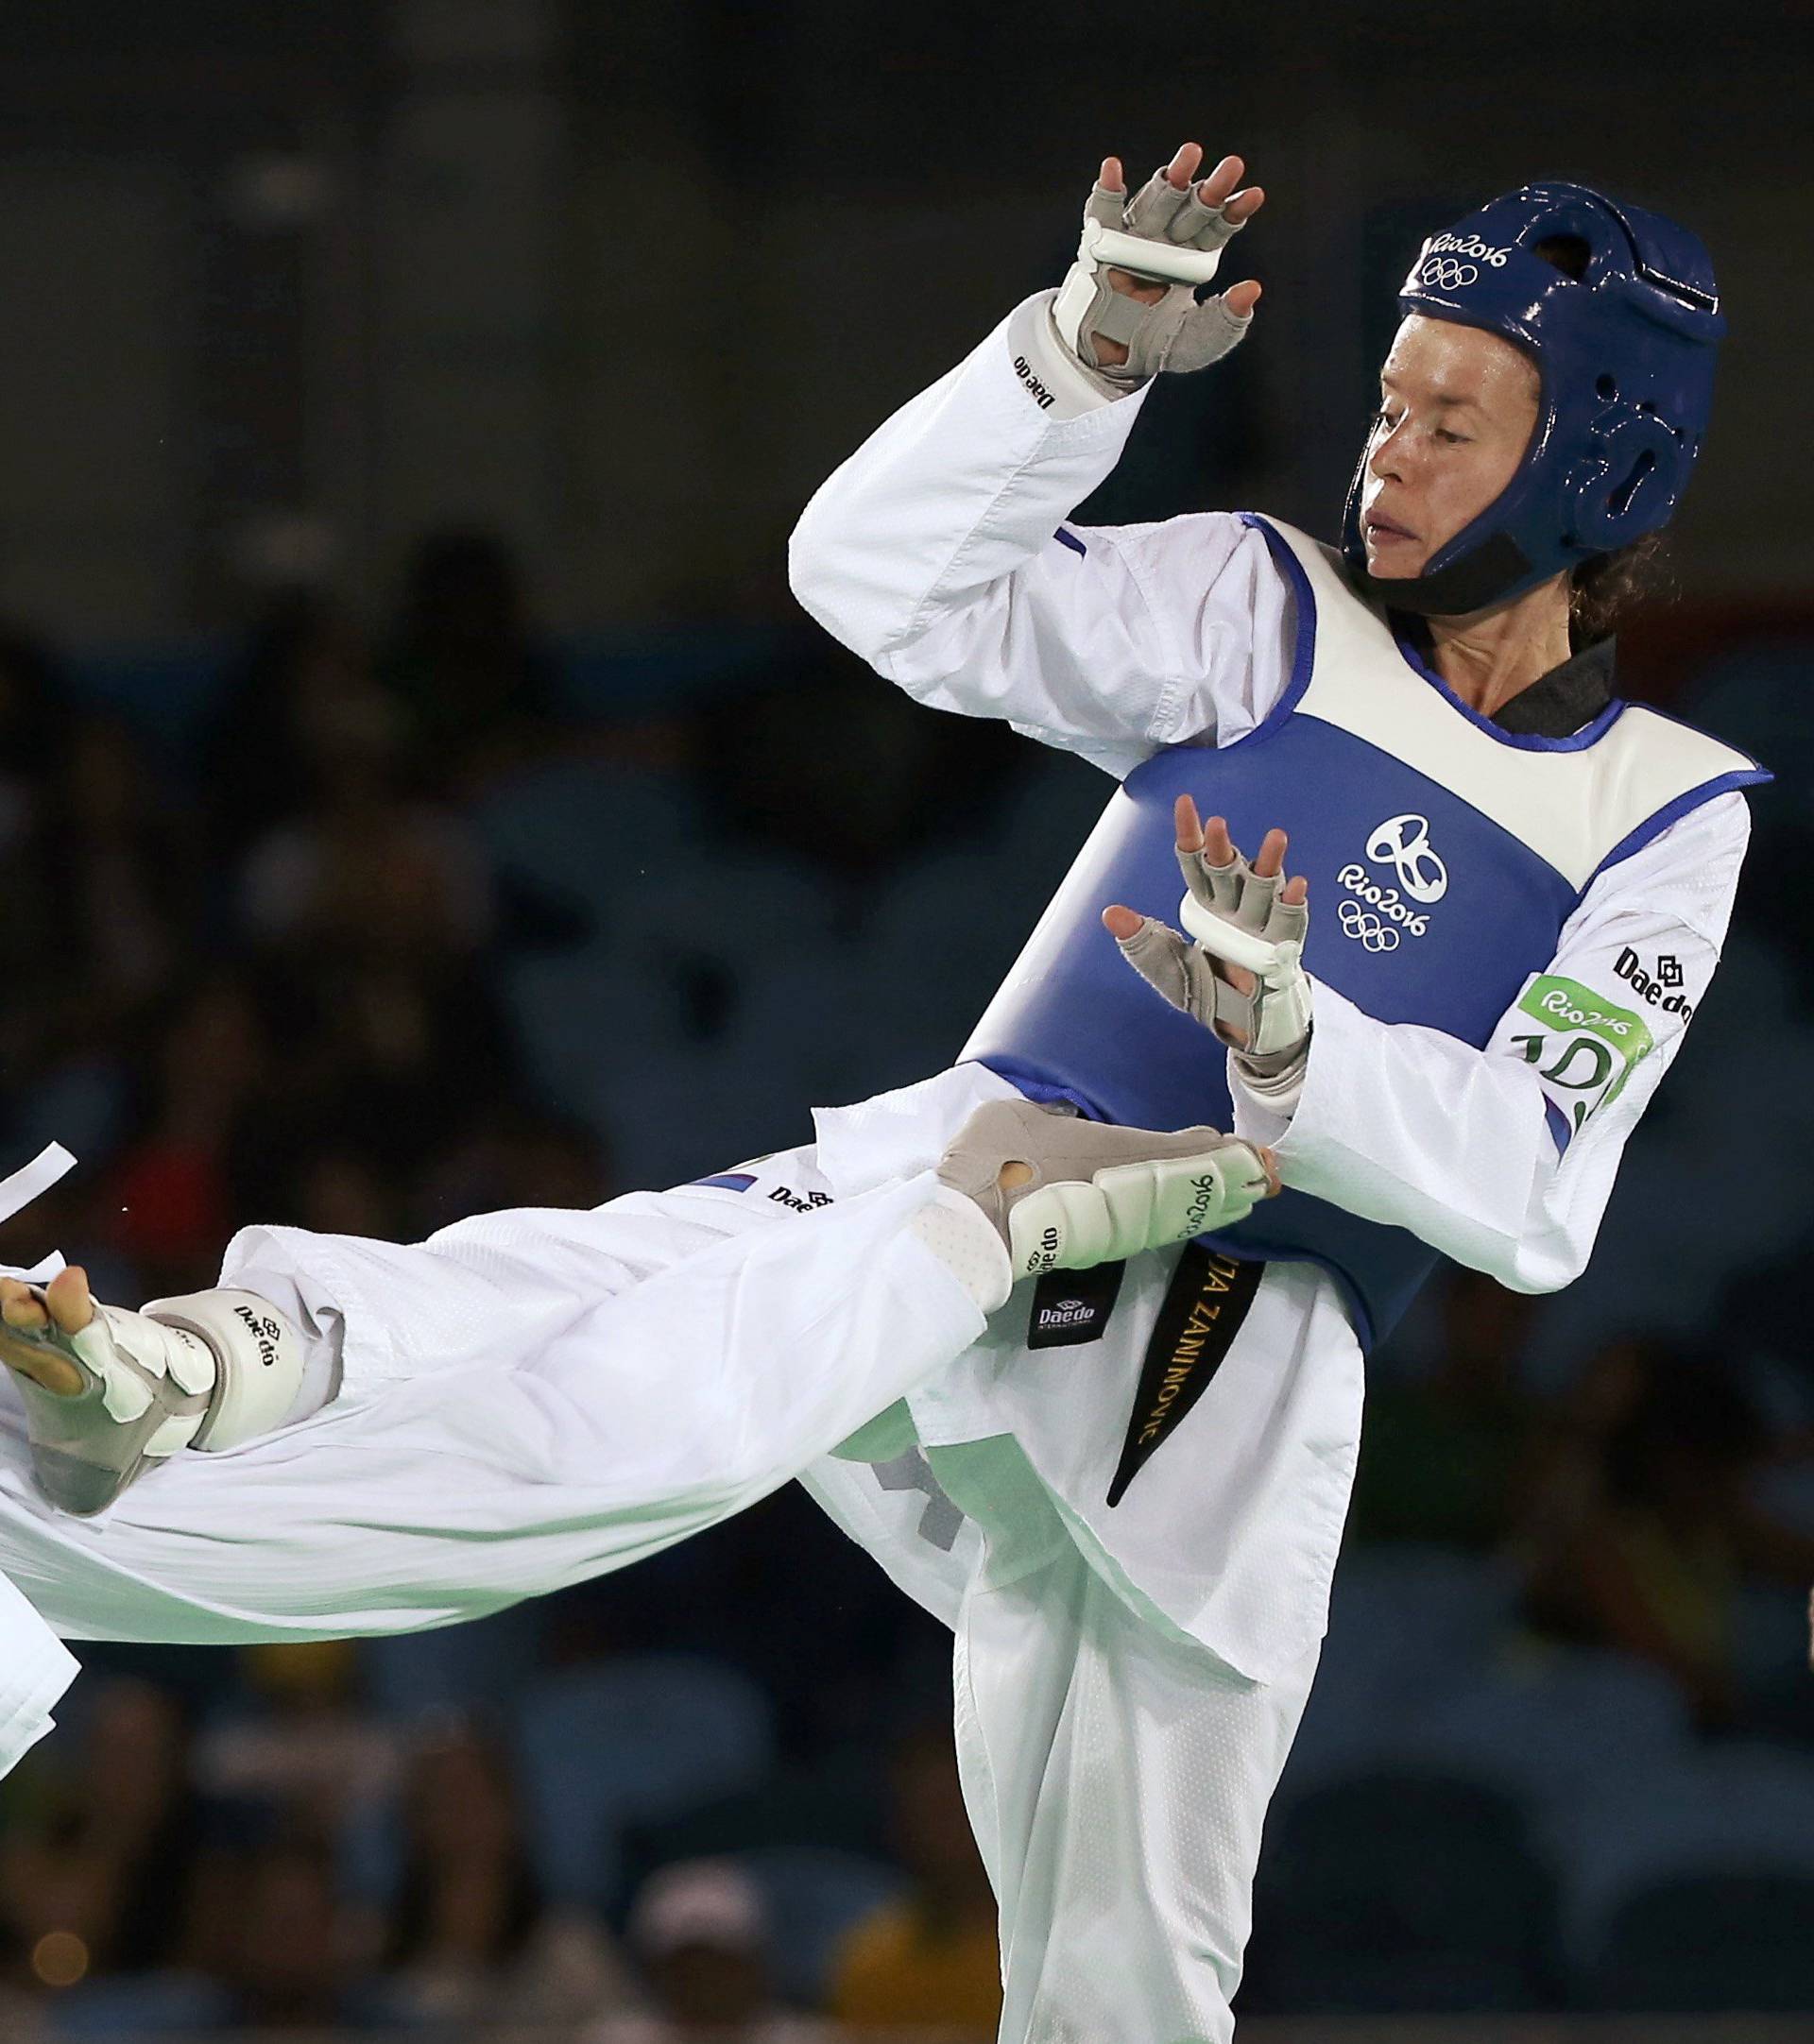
781, 146, 1768, 2042
0, 144, 1766, 2043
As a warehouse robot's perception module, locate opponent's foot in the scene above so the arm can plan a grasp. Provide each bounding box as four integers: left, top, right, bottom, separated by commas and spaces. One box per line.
0, 1272, 301, 1516
937, 1099, 1277, 1280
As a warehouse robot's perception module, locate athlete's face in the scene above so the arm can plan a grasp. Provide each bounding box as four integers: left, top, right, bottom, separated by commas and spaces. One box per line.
1358, 315, 1541, 578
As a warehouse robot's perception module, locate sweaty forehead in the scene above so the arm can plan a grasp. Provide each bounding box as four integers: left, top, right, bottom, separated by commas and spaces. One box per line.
1380, 313, 1540, 406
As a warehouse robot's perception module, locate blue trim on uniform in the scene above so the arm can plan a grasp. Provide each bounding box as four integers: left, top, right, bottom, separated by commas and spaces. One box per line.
693, 1171, 757, 1192
1583, 768, 1775, 889
1391, 628, 1631, 753
1238, 515, 1317, 735
978, 1062, 1109, 1122
1054, 526, 1087, 557
1544, 1099, 1573, 1156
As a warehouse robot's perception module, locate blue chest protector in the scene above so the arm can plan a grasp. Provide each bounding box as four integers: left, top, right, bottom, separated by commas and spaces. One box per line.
961, 517, 1767, 1347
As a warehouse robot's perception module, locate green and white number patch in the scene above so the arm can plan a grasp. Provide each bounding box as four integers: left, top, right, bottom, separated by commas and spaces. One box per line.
1512, 974, 1655, 1133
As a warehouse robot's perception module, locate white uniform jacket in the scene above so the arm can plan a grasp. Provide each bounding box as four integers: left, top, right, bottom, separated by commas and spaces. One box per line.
787, 293, 1759, 1682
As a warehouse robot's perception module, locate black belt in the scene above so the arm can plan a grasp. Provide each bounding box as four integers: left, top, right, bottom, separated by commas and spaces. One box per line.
1107, 1245, 1265, 1507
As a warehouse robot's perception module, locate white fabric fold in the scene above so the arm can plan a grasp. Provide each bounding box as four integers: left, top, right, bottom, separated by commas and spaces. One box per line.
0, 1142, 81, 1776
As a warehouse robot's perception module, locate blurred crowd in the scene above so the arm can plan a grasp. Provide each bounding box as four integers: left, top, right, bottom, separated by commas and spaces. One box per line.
0, 526, 1810, 2027
0, 1658, 1001, 2038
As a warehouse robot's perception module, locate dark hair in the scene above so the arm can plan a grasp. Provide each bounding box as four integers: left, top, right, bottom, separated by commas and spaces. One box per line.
1570, 529, 1671, 641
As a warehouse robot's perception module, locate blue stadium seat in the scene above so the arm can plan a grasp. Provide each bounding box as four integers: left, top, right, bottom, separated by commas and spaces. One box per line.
1582, 1870, 1814, 2011
1280, 1544, 1517, 1796
864, 844, 1063, 1068
47, 1970, 227, 2037
70, 639, 236, 755
469, 756, 705, 935
556, 624, 784, 722
1557, 1739, 1814, 1991
1687, 642, 1814, 821
1252, 1769, 1555, 2012
734, 1845, 906, 2004
1534, 936, 1814, 1380
1729, 1576, 1814, 1735
1408, 1647, 1693, 1844
358, 1601, 550, 1718
513, 1653, 777, 1910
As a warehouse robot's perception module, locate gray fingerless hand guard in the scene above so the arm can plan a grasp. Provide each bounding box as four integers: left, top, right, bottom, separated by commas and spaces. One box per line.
1115, 842, 1312, 1086
1052, 167, 1254, 387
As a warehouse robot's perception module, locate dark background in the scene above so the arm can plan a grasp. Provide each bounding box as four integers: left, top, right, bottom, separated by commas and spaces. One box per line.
0, 2, 1810, 2037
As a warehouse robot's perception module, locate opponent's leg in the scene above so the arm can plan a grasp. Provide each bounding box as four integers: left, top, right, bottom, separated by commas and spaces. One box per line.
952, 1538, 1316, 2044
0, 1101, 1273, 1517
0, 1167, 982, 1643
0, 1109, 1273, 1644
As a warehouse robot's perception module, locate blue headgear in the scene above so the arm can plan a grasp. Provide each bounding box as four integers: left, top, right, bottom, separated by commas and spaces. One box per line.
1342, 180, 1724, 618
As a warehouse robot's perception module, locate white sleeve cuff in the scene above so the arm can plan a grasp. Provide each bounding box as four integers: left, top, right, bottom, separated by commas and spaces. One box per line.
1227, 1052, 1298, 1151
910, 1186, 1013, 1313
1005, 292, 1143, 420
1263, 977, 1373, 1184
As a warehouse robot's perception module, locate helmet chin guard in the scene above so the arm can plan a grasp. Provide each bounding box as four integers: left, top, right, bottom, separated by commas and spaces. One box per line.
1343, 181, 1724, 619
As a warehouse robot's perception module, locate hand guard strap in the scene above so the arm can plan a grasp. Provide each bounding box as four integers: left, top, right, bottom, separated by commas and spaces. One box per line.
1052, 170, 1254, 387
1177, 889, 1313, 1058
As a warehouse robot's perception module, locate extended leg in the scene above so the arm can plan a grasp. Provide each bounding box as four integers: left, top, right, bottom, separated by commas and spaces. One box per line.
0, 1166, 981, 1644
0, 1102, 1273, 1648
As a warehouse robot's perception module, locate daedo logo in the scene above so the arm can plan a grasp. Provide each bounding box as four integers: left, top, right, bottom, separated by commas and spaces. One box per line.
1013, 355, 1056, 410
1036, 1297, 1095, 1331
232, 1303, 284, 1371
1022, 1222, 1063, 1276
1613, 945, 1695, 1020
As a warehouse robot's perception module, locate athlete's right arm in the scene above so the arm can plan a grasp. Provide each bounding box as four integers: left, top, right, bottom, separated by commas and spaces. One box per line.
788, 145, 1275, 777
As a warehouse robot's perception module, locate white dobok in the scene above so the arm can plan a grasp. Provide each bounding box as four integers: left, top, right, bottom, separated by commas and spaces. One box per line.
0, 289, 1755, 2042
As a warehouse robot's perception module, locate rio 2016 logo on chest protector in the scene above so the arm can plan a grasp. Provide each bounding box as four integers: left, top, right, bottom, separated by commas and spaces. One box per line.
1336, 812, 1448, 946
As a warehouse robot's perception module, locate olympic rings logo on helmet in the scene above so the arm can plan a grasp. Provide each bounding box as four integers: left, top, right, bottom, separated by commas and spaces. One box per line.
1418, 256, 1479, 292
1364, 814, 1449, 904
1338, 900, 1399, 952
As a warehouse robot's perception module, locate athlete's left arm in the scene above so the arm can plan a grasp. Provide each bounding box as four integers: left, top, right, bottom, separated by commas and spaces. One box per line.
1230, 792, 1753, 1292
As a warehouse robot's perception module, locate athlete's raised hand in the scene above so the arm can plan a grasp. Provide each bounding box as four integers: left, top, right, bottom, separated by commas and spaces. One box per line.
1053, 144, 1265, 383
1104, 795, 1311, 1070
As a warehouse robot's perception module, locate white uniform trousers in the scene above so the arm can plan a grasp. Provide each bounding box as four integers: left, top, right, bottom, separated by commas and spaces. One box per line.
916, 1433, 1317, 2044
0, 1168, 982, 1644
